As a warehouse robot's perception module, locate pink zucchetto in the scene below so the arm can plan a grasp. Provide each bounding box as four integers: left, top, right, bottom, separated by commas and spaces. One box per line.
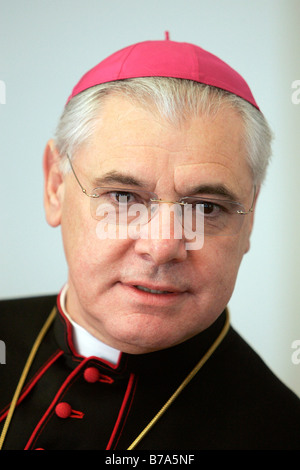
67, 32, 259, 110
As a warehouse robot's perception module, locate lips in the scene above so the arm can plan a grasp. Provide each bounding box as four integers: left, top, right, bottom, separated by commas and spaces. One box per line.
122, 281, 184, 295
118, 281, 187, 307
134, 285, 173, 295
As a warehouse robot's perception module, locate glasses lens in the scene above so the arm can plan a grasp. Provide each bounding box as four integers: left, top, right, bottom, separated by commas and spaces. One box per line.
181, 197, 246, 236
90, 189, 246, 236
91, 188, 153, 226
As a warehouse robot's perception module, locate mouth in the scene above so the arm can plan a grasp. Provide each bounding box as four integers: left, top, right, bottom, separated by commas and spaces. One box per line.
118, 281, 187, 307
133, 285, 174, 295
122, 281, 185, 297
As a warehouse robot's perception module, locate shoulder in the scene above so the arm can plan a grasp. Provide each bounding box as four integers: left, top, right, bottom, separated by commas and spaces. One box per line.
179, 326, 300, 449
212, 326, 300, 445
0, 294, 58, 415
215, 326, 300, 403
0, 294, 57, 344
0, 294, 57, 317
0, 294, 57, 314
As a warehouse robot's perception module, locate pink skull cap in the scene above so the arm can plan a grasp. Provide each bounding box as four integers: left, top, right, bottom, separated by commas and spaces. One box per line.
66, 34, 259, 110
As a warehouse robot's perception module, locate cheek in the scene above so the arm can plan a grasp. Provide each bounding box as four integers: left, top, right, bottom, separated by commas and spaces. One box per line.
60, 200, 133, 284
194, 237, 246, 296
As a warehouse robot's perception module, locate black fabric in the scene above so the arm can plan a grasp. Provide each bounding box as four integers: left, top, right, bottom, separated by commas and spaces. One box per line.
0, 295, 299, 450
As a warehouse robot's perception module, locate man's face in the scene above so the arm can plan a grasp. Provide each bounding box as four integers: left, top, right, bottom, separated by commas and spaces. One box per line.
44, 94, 255, 354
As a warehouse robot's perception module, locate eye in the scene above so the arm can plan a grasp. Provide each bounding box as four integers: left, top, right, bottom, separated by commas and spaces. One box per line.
182, 198, 230, 217
106, 190, 143, 205
201, 201, 223, 216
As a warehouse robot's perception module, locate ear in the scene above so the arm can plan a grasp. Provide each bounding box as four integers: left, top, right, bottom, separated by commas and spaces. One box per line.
43, 139, 64, 227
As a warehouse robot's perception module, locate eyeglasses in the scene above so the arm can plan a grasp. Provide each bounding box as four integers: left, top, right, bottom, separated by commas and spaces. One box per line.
66, 154, 256, 236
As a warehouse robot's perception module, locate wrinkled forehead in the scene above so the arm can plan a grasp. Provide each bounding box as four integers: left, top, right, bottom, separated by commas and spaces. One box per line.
81, 95, 252, 199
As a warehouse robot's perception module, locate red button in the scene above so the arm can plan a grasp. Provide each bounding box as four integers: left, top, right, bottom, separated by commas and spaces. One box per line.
84, 367, 100, 383
55, 402, 72, 419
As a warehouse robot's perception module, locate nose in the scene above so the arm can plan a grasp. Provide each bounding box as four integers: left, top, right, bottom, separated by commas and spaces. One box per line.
133, 203, 188, 265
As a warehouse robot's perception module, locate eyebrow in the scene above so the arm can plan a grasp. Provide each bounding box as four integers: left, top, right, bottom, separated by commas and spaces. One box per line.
92, 171, 147, 188
92, 172, 240, 202
188, 183, 240, 202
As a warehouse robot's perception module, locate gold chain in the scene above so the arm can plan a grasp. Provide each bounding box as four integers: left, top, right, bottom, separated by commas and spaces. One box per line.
127, 311, 230, 449
0, 307, 229, 450
0, 306, 57, 450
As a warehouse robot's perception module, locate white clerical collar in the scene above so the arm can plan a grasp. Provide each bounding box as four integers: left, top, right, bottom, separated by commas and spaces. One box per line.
60, 284, 121, 365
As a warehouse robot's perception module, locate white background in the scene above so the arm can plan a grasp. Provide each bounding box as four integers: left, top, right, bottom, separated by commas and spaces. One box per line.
0, 0, 299, 397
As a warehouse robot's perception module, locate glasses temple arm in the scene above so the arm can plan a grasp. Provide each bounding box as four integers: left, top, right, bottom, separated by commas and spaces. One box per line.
238, 185, 257, 215
249, 185, 257, 212
66, 154, 87, 193
66, 154, 98, 198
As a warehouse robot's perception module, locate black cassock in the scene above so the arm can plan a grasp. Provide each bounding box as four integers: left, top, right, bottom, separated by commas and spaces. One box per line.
0, 294, 299, 450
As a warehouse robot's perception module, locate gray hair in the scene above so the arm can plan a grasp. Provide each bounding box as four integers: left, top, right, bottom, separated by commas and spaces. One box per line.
54, 77, 273, 185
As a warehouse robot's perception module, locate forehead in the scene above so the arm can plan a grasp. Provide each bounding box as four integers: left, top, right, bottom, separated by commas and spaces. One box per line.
82, 94, 252, 195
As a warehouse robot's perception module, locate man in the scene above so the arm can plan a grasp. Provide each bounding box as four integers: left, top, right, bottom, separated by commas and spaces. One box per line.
0, 36, 299, 450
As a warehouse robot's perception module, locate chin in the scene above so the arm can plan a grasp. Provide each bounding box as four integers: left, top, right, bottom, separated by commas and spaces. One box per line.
104, 315, 197, 354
